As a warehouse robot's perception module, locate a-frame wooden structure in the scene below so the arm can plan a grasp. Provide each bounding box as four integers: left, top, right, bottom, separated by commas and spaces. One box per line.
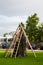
5, 23, 36, 58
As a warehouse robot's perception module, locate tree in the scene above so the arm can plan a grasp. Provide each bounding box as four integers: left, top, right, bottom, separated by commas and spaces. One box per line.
38, 23, 43, 42
26, 13, 39, 43
3, 33, 8, 37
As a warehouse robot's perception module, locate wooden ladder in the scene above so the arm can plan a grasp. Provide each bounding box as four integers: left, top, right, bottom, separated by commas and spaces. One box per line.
5, 26, 21, 57
13, 31, 23, 58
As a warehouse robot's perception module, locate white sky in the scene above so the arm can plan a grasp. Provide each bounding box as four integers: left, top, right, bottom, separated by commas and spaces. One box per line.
0, 0, 43, 36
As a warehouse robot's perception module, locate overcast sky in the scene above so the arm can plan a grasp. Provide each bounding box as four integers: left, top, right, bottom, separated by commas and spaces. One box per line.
0, 0, 43, 36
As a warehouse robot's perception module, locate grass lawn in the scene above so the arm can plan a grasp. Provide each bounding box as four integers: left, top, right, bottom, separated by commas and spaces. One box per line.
0, 50, 43, 65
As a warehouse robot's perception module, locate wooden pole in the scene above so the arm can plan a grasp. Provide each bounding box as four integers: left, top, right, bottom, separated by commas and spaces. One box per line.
19, 24, 36, 58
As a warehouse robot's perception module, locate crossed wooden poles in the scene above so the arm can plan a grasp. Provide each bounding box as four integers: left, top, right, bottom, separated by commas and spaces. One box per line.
5, 23, 36, 58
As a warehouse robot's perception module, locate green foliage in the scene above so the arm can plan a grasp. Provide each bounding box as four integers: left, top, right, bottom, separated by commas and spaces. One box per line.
26, 13, 39, 27
26, 13, 39, 43
25, 13, 43, 44
38, 23, 43, 42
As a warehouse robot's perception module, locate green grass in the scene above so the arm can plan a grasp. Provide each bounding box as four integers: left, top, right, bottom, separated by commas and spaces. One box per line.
0, 50, 43, 65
